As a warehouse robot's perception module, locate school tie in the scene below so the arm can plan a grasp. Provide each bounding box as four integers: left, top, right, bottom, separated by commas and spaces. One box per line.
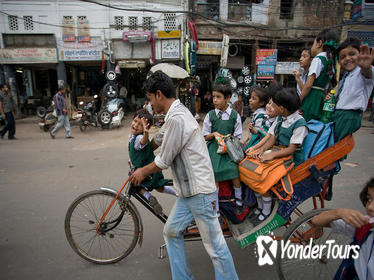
217, 111, 223, 120
337, 71, 348, 102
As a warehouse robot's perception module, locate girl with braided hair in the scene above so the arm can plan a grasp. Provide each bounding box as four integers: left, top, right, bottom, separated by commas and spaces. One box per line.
300, 28, 339, 121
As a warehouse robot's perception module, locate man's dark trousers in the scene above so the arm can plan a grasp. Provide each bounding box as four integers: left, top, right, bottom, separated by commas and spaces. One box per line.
1, 112, 15, 139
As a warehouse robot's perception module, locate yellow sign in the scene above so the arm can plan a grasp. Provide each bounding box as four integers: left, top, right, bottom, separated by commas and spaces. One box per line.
197, 41, 222, 55
157, 30, 181, 39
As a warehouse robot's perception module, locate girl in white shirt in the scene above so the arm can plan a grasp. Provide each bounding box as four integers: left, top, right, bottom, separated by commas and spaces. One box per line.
300, 28, 339, 121
293, 49, 312, 96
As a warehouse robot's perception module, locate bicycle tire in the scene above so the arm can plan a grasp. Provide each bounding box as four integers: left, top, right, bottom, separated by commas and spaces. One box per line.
276, 209, 351, 280
65, 190, 140, 264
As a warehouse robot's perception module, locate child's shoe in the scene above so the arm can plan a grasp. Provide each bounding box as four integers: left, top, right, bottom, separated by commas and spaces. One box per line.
149, 195, 163, 215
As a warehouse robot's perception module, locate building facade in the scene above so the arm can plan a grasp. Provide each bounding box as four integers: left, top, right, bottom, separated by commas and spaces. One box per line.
0, 0, 188, 112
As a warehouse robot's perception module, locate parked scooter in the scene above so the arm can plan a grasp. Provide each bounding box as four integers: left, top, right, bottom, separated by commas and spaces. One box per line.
76, 95, 104, 132
37, 102, 57, 132
99, 97, 125, 128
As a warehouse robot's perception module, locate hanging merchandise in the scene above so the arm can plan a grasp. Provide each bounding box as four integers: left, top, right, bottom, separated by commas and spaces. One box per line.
237, 76, 244, 85
188, 20, 199, 51
242, 66, 250, 76
189, 40, 197, 76
184, 39, 191, 74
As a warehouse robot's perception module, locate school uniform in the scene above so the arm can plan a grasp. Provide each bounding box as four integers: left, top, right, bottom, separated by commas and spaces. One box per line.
296, 71, 307, 96
203, 107, 242, 182
244, 107, 269, 150
268, 111, 308, 166
129, 134, 168, 190
334, 65, 374, 142
301, 52, 332, 121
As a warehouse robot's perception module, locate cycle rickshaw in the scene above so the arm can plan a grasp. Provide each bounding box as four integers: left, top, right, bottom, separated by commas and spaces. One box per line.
65, 134, 354, 279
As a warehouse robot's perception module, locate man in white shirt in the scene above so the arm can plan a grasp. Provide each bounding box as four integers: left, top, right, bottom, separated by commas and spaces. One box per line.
130, 71, 238, 280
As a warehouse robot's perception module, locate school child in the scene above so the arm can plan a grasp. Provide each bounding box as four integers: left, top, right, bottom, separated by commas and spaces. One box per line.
249, 88, 308, 225
312, 177, 374, 280
244, 86, 270, 150
293, 49, 312, 96
333, 37, 374, 143
129, 109, 176, 215
202, 79, 243, 214
300, 28, 339, 121
233, 94, 245, 124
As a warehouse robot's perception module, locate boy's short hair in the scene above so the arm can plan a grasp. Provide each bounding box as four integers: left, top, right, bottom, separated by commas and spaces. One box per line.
134, 108, 154, 127
273, 88, 300, 113
212, 79, 232, 98
143, 70, 175, 98
267, 81, 283, 99
360, 177, 374, 206
337, 37, 361, 57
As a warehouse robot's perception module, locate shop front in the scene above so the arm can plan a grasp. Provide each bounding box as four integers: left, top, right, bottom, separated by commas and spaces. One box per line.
57, 37, 106, 106
0, 46, 58, 113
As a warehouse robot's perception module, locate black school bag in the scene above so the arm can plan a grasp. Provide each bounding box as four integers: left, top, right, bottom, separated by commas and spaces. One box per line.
218, 181, 255, 224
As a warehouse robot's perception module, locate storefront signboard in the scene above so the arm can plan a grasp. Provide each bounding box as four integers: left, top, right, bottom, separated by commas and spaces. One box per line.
57, 38, 103, 61
157, 30, 181, 39
275, 62, 300, 75
257, 65, 275, 79
197, 41, 222, 55
0, 48, 58, 64
256, 49, 278, 65
161, 39, 180, 59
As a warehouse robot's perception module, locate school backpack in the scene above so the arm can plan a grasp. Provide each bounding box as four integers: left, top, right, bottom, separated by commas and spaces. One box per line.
302, 120, 334, 161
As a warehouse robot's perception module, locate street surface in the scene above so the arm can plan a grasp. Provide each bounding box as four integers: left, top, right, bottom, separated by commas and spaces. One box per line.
0, 113, 373, 280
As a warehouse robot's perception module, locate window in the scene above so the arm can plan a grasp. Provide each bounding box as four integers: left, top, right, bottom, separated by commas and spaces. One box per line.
114, 16, 124, 30
8, 15, 18, 31
143, 17, 152, 31
164, 13, 176, 31
280, 0, 294, 19
129, 16, 137, 30
24, 16, 34, 30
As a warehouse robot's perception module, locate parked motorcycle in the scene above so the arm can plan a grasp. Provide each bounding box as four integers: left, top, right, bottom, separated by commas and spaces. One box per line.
37, 102, 57, 132
98, 97, 125, 128
76, 95, 103, 132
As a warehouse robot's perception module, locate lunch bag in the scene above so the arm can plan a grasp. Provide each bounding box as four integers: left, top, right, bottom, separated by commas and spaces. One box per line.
238, 151, 294, 200
225, 135, 245, 163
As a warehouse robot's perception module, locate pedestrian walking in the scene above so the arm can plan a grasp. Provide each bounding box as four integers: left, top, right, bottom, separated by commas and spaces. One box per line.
0, 83, 17, 140
130, 71, 238, 280
50, 85, 74, 139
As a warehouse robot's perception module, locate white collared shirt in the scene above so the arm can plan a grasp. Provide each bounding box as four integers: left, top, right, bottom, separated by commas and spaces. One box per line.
202, 107, 242, 139
268, 111, 308, 145
154, 99, 216, 197
308, 52, 328, 80
129, 134, 147, 151
336, 65, 374, 112
251, 107, 267, 128
296, 71, 307, 95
